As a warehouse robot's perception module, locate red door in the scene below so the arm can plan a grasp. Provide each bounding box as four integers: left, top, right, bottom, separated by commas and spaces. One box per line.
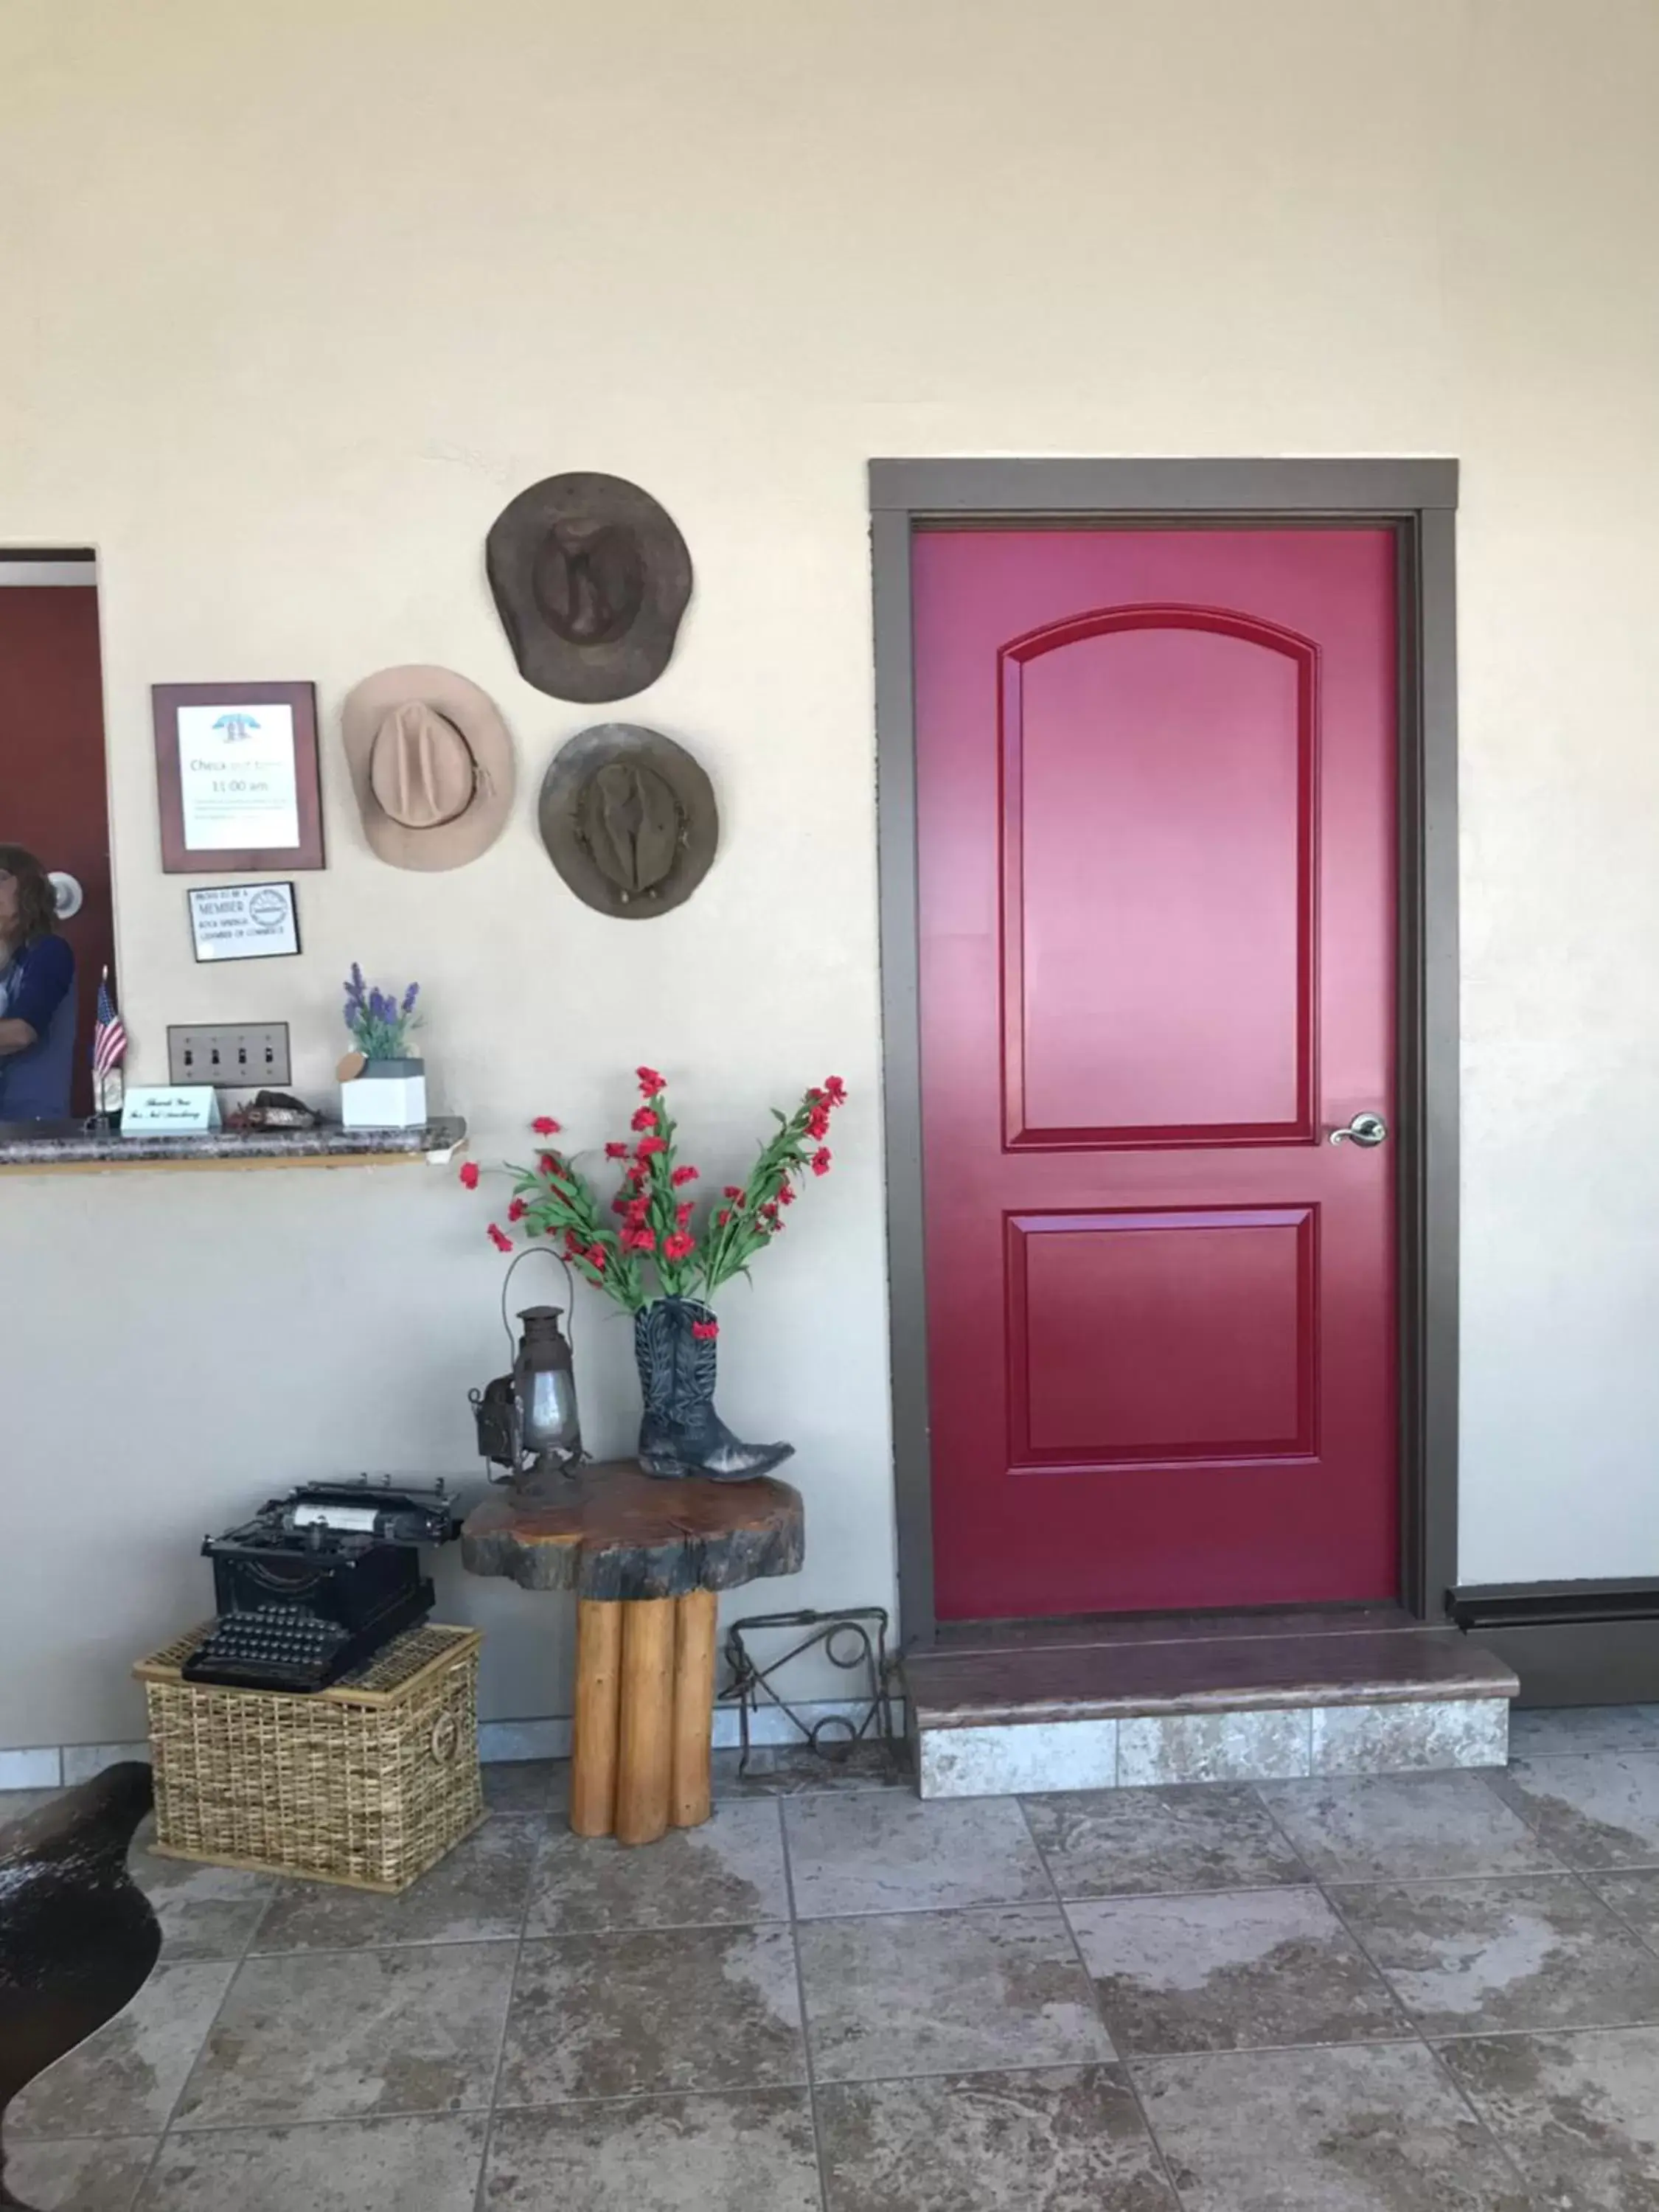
0, 582, 115, 1119
914, 528, 1397, 1620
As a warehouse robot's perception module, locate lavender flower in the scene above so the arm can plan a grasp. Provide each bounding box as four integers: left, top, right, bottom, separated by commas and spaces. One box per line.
341, 969, 423, 1060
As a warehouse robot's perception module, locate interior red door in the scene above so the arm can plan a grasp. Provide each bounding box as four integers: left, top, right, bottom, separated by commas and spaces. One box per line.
914, 528, 1397, 1620
0, 582, 115, 1119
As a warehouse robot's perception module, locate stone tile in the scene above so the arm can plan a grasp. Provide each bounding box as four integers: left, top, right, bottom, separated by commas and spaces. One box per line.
497, 1924, 804, 2104
477, 1719, 565, 1766
916, 1717, 1124, 1805
7, 1962, 233, 2140
1135, 2042, 1531, 2211
714, 1742, 911, 1797
1, 2136, 156, 2212
128, 1840, 272, 1962
0, 1747, 63, 1792
919, 1720, 1118, 1798
1337, 1873, 1659, 2034
1509, 1704, 1659, 1757
817, 2066, 1177, 2211
173, 1944, 514, 2126
0, 1786, 63, 1829
1440, 2025, 1659, 2208
1025, 1784, 1308, 1899
485, 2091, 820, 2212
1259, 1770, 1559, 1882
1587, 1864, 1659, 1947
798, 1904, 1115, 2083
1309, 1697, 1509, 1775
526, 1798, 788, 1933
1117, 1710, 1310, 1787
63, 1743, 150, 1786
1066, 1888, 1402, 2056
1491, 1752, 1659, 1868
481, 1759, 560, 1813
136, 2115, 486, 2211
250, 1818, 534, 1950
783, 1791, 1051, 1916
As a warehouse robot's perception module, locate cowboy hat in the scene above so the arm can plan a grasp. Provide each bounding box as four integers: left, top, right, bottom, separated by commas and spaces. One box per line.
486, 473, 692, 703
341, 667, 515, 871
538, 724, 717, 918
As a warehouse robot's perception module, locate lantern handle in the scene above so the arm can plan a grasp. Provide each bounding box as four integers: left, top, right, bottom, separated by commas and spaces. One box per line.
499, 1244, 579, 1363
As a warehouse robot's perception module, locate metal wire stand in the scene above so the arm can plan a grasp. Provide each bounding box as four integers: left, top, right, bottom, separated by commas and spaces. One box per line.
719, 1606, 901, 1778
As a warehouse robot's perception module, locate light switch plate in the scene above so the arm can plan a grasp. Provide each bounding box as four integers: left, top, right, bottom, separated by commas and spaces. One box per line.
167, 1022, 291, 1089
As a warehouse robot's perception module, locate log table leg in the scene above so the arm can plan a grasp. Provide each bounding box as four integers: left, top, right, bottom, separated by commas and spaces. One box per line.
570, 1599, 623, 1839
615, 1598, 676, 1846
671, 1588, 719, 1830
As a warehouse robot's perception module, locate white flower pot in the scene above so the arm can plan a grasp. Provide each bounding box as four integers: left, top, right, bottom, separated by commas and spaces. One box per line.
340, 1057, 428, 1130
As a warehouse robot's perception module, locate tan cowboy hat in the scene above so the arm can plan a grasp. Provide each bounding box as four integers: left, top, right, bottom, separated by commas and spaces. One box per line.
341, 666, 515, 871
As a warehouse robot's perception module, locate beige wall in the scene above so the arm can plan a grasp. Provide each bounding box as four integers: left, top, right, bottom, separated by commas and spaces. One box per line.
3, 0, 1658, 1746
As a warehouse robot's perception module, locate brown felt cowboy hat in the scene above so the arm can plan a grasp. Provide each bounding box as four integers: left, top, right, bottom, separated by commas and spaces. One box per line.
486, 473, 693, 704
538, 724, 718, 918
341, 667, 515, 871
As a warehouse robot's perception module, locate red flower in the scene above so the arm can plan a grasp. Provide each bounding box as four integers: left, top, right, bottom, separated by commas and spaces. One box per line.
811, 1147, 832, 1177
507, 1198, 527, 1222
625, 1196, 650, 1227
630, 1106, 658, 1132
538, 1152, 561, 1176
663, 1230, 695, 1261
605, 1141, 628, 1159
611, 1194, 631, 1215
675, 1200, 695, 1228
625, 1160, 649, 1185
531, 1116, 561, 1135
588, 1244, 608, 1271
823, 1077, 847, 1106
692, 1319, 720, 1340
625, 1226, 657, 1253
716, 1208, 731, 1225
457, 1161, 480, 1190
670, 1164, 699, 1187
636, 1066, 666, 1096
805, 1105, 831, 1140
723, 1186, 744, 1200
487, 1223, 513, 1253
776, 1180, 796, 1205
636, 1135, 667, 1156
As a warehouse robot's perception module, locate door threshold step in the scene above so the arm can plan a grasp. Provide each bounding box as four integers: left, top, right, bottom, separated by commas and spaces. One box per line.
904, 1617, 1517, 1798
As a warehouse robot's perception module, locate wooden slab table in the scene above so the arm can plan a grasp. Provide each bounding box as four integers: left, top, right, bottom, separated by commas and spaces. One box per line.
461, 1460, 804, 1846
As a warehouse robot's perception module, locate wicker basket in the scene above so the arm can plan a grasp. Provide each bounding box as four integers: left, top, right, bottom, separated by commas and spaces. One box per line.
136, 1623, 485, 1893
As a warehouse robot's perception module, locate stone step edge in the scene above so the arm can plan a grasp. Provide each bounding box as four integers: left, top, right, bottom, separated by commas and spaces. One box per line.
911, 1677, 1519, 1730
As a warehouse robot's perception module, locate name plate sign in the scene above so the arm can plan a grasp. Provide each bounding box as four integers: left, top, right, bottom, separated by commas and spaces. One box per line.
120, 1086, 223, 1135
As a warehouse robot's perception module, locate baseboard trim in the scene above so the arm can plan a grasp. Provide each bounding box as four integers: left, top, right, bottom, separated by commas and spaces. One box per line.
1451, 1582, 1659, 1706
0, 1695, 904, 1790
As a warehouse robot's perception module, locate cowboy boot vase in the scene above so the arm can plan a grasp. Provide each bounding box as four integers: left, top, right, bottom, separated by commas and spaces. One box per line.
635, 1297, 794, 1481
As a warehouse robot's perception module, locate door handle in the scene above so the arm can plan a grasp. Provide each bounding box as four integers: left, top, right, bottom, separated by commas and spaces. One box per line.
1329, 1110, 1388, 1148
48, 870, 84, 919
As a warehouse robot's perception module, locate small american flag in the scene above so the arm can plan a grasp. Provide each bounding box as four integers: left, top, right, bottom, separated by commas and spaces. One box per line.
93, 967, 128, 1077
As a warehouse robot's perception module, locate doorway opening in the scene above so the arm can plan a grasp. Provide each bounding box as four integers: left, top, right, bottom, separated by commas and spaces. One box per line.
0, 550, 114, 1120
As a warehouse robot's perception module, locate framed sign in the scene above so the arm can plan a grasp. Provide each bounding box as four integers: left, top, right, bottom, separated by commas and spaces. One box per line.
187, 880, 301, 962
152, 681, 325, 872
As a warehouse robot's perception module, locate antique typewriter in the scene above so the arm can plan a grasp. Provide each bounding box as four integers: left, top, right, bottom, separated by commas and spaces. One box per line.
182, 1476, 461, 1693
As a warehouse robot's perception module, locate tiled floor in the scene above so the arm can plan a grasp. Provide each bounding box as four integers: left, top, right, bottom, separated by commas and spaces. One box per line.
11, 1715, 1659, 2207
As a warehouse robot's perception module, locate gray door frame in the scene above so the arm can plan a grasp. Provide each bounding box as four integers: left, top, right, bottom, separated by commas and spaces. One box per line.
870, 456, 1460, 1649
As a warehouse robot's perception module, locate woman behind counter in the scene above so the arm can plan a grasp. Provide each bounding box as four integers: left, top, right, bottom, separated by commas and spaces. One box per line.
0, 846, 77, 1122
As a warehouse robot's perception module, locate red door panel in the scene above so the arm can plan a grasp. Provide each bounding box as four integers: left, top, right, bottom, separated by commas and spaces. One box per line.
0, 584, 114, 1119
914, 529, 1397, 1618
